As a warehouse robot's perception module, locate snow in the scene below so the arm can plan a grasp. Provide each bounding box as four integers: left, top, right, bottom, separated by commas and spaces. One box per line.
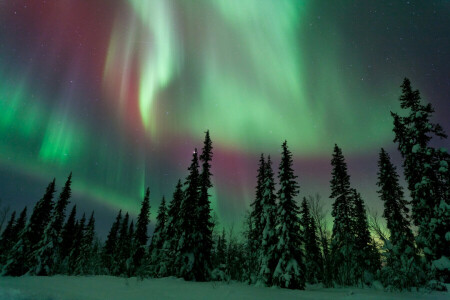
0, 276, 448, 300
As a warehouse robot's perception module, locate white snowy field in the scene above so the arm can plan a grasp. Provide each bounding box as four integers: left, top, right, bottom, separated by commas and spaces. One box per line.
0, 276, 448, 300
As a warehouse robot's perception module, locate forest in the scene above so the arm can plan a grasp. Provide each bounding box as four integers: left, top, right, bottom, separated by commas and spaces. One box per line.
0, 78, 448, 292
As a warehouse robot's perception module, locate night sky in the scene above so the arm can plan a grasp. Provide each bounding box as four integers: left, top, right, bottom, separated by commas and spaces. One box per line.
0, 0, 449, 237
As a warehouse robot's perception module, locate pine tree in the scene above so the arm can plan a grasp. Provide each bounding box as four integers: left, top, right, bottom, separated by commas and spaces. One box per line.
150, 197, 168, 277
69, 214, 85, 274
329, 144, 356, 285
161, 180, 183, 276
0, 211, 16, 265
243, 212, 259, 283
3, 180, 56, 275
11, 207, 27, 247
1, 208, 27, 276
33, 173, 72, 275
272, 141, 305, 289
377, 148, 424, 289
300, 198, 323, 284
321, 234, 333, 287
126, 220, 135, 277
176, 149, 200, 280
351, 189, 380, 285
103, 210, 122, 274
391, 78, 449, 284
60, 205, 77, 264
134, 188, 150, 274
257, 155, 278, 286
195, 130, 214, 281
247, 154, 266, 281
74, 211, 96, 275
117, 212, 130, 276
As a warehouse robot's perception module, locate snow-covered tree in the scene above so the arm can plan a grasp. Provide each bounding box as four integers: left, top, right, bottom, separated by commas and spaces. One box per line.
247, 154, 266, 281
134, 188, 150, 275
59, 205, 77, 273
391, 78, 449, 284
68, 214, 85, 275
377, 148, 424, 289
150, 197, 168, 277
116, 212, 130, 276
176, 150, 200, 280
351, 189, 380, 285
272, 141, 305, 290
195, 130, 214, 281
74, 211, 96, 275
32, 173, 72, 275
0, 211, 15, 265
329, 144, 356, 286
257, 155, 278, 286
300, 198, 323, 284
160, 180, 183, 276
103, 210, 122, 274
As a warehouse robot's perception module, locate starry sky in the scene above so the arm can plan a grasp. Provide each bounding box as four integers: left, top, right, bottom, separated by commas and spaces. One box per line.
0, 0, 449, 237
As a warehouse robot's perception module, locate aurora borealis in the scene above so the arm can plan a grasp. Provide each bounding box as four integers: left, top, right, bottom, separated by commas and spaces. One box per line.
0, 0, 449, 235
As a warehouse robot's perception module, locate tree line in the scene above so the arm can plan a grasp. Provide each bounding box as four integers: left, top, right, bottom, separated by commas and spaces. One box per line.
0, 79, 448, 291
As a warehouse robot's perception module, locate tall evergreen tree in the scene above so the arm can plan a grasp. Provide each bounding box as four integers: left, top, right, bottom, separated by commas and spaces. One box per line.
257, 155, 278, 286
1, 208, 27, 276
351, 189, 380, 284
3, 179, 56, 275
161, 180, 183, 276
33, 173, 72, 275
150, 197, 168, 277
74, 211, 96, 275
60, 205, 77, 262
117, 212, 130, 276
329, 144, 356, 285
391, 78, 449, 283
377, 148, 423, 289
195, 130, 214, 281
176, 149, 200, 280
247, 154, 266, 281
272, 141, 305, 289
0, 211, 16, 265
69, 214, 85, 274
103, 210, 122, 274
10, 207, 27, 247
134, 188, 150, 274
300, 198, 323, 284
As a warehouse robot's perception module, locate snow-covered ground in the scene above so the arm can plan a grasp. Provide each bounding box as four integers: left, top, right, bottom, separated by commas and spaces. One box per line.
0, 276, 448, 300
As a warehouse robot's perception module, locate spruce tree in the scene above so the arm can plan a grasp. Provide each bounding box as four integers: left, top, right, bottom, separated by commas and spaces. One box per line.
11, 207, 27, 247
74, 211, 96, 275
103, 210, 122, 274
1, 208, 27, 276
301, 198, 323, 284
391, 78, 449, 284
351, 189, 380, 284
60, 205, 77, 262
377, 148, 423, 289
195, 130, 214, 281
33, 173, 72, 275
272, 141, 305, 289
117, 212, 130, 276
161, 180, 183, 276
4, 179, 56, 275
329, 144, 355, 285
257, 155, 278, 286
69, 214, 85, 274
134, 188, 150, 274
150, 197, 168, 277
247, 154, 265, 281
0, 211, 16, 265
176, 149, 200, 280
